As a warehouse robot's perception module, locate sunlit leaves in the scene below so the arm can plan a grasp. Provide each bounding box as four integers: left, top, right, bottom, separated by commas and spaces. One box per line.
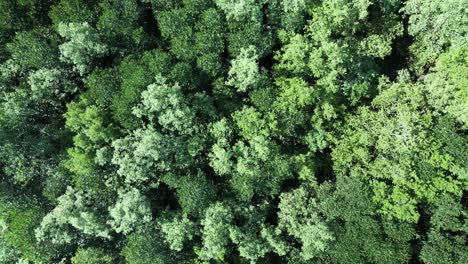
277, 186, 333, 260
58, 22, 108, 75
332, 73, 467, 223
108, 188, 152, 234
197, 203, 233, 262
134, 75, 195, 134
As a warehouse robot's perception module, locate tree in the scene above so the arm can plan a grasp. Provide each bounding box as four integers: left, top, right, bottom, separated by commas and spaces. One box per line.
111, 128, 187, 185
156, 7, 196, 61
108, 188, 152, 235
197, 202, 233, 262
226, 45, 262, 93
194, 8, 225, 77
228, 203, 274, 263
97, 0, 154, 53
35, 187, 111, 245
215, 0, 262, 22
49, 0, 100, 27
273, 0, 403, 151
0, 199, 54, 263
160, 213, 196, 252
0, 27, 72, 185
278, 0, 308, 32
121, 225, 187, 264
226, 17, 274, 58
64, 99, 117, 193
133, 75, 195, 134
276, 186, 333, 261
0, 217, 19, 263
161, 172, 217, 216
28, 68, 77, 107
6, 27, 60, 70
404, 0, 468, 70
422, 47, 468, 129
111, 50, 172, 129
419, 194, 467, 264
231, 136, 291, 201
332, 72, 467, 223
0, 1, 465, 263
71, 247, 114, 264
58, 22, 108, 76
208, 118, 235, 176
315, 176, 415, 264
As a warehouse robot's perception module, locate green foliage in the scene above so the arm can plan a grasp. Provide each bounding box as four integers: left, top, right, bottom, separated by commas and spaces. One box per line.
228, 204, 273, 263
273, 0, 403, 150
316, 177, 415, 263
420, 194, 468, 264
108, 188, 152, 234
41, 163, 72, 203
97, 0, 153, 52
111, 127, 191, 185
277, 0, 308, 32
226, 19, 274, 58
111, 50, 172, 129
194, 8, 225, 77
83, 67, 120, 108
0, 218, 19, 263
0, 0, 53, 55
71, 247, 113, 264
277, 186, 333, 260
404, 0, 468, 70
35, 187, 111, 245
28, 68, 77, 106
49, 0, 100, 27
209, 118, 234, 176
0, 30, 72, 188
134, 75, 195, 134
423, 47, 468, 129
157, 11, 192, 60
162, 172, 217, 215
58, 22, 108, 75
160, 214, 196, 252
64, 98, 117, 192
0, 200, 52, 263
271, 77, 315, 140
197, 202, 233, 262
215, 0, 262, 22
332, 73, 467, 223
121, 225, 184, 264
6, 27, 60, 70
1, 1, 466, 263
226, 45, 261, 92
0, 144, 42, 185
230, 136, 291, 201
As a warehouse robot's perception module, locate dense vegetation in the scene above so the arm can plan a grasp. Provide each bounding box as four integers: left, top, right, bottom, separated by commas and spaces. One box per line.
0, 0, 466, 263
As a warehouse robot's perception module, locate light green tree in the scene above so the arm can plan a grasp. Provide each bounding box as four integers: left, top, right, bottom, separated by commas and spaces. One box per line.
58, 22, 108, 75
35, 187, 111, 245
133, 75, 195, 134
226, 45, 261, 93
404, 0, 468, 70
28, 68, 76, 106
197, 203, 233, 262
160, 214, 196, 252
332, 72, 467, 223
71, 247, 113, 264
277, 186, 334, 260
108, 188, 152, 235
214, 0, 262, 22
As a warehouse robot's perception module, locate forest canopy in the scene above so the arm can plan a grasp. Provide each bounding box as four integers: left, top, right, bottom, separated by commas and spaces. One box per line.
0, 0, 466, 263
